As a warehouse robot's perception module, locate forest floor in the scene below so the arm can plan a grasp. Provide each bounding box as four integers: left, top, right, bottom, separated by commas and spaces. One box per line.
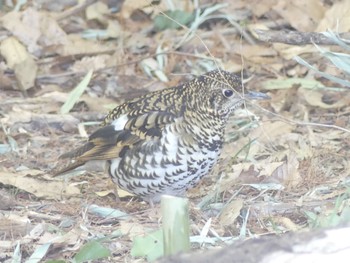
1, 0, 350, 262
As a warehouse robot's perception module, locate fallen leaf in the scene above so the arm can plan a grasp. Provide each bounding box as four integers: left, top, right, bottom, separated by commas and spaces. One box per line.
316, 1, 350, 32
219, 199, 244, 226
86, 2, 109, 22
74, 240, 110, 263
14, 55, 38, 90
0, 37, 29, 68
1, 9, 41, 53
273, 0, 325, 31
269, 152, 301, 189
0, 37, 37, 90
120, 221, 146, 239
0, 213, 32, 237
0, 170, 80, 199
130, 229, 163, 262
272, 216, 301, 231
298, 88, 349, 109
249, 121, 294, 144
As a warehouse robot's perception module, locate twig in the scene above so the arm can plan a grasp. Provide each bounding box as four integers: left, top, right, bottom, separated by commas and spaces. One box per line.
27, 211, 63, 221
254, 30, 350, 45
253, 103, 350, 134
54, 0, 97, 21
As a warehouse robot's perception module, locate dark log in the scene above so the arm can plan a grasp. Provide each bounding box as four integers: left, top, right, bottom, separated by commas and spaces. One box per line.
158, 226, 350, 263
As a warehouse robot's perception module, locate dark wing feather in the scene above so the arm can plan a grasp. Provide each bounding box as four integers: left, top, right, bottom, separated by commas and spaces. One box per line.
102, 86, 185, 125
53, 110, 181, 176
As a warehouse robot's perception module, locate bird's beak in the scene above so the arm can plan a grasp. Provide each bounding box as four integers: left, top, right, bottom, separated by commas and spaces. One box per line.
244, 91, 270, 100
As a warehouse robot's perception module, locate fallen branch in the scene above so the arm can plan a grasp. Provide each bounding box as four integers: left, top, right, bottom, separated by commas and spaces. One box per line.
158, 226, 350, 263
254, 30, 350, 45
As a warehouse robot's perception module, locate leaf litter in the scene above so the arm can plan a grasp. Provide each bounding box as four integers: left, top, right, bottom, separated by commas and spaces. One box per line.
0, 0, 350, 262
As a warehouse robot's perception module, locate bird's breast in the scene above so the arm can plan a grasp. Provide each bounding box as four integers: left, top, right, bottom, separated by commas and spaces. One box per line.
108, 120, 224, 202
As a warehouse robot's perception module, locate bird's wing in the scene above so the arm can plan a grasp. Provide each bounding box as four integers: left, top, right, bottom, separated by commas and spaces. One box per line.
102, 87, 184, 125
54, 110, 180, 175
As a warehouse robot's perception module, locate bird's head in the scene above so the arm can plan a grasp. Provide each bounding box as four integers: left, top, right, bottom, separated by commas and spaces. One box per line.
188, 69, 269, 117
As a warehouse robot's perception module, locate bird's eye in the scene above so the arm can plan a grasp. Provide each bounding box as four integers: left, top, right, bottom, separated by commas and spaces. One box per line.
223, 89, 234, 98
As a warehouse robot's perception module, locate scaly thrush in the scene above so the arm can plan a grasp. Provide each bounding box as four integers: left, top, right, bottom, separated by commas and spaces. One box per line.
55, 69, 268, 203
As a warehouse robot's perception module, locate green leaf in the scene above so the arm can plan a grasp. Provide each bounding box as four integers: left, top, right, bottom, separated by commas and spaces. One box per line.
26, 243, 51, 263
313, 43, 350, 75
295, 56, 350, 87
60, 70, 93, 114
0, 144, 11, 154
322, 31, 350, 52
154, 10, 194, 31
131, 229, 164, 261
87, 204, 130, 219
73, 241, 110, 263
12, 241, 21, 263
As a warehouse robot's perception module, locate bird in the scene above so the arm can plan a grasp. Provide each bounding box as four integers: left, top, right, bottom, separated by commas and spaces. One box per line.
54, 69, 269, 203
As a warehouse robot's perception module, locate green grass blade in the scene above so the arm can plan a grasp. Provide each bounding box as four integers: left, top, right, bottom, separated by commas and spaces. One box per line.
60, 70, 93, 114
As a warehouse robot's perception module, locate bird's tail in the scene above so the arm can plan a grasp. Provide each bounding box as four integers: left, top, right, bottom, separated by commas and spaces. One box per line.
51, 143, 94, 176
51, 125, 138, 176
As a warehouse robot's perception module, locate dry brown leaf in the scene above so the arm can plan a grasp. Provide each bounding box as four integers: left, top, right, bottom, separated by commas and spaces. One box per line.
248, 23, 270, 40
119, 221, 146, 239
14, 55, 38, 90
228, 163, 251, 181
58, 35, 116, 56
0, 37, 37, 90
39, 11, 69, 47
304, 186, 348, 202
0, 189, 17, 210
0, 37, 29, 68
292, 135, 313, 160
316, 0, 350, 31
38, 228, 82, 247
258, 162, 285, 179
41, 90, 70, 103
86, 2, 109, 23
273, 0, 325, 31
80, 95, 116, 112
269, 152, 301, 189
117, 188, 135, 198
220, 163, 262, 191
219, 198, 243, 227
0, 213, 32, 238
246, 0, 279, 17
1, 8, 68, 54
0, 170, 80, 199
224, 60, 244, 73
124, 31, 153, 52
120, 0, 171, 19
249, 121, 295, 144
5, 109, 79, 133
272, 44, 316, 60
71, 55, 111, 72
272, 216, 301, 231
0, 69, 13, 89
298, 88, 350, 109
237, 45, 279, 64
120, 0, 148, 18
92, 177, 134, 199
106, 20, 124, 39
1, 9, 41, 53
95, 189, 115, 197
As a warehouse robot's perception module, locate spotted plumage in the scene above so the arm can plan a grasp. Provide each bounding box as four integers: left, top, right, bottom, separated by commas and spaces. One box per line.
55, 69, 268, 203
